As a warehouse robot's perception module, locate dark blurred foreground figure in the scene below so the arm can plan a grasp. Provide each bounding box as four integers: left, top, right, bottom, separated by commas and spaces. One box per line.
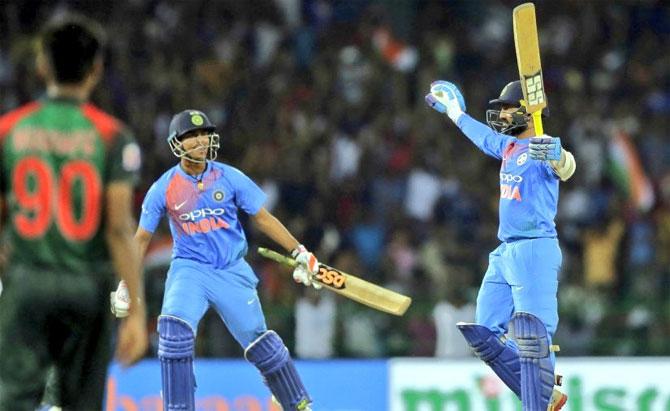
0, 14, 148, 411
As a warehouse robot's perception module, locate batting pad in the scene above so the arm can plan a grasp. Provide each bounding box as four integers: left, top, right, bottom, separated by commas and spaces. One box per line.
457, 323, 521, 397
245, 330, 311, 410
513, 312, 555, 411
158, 315, 196, 411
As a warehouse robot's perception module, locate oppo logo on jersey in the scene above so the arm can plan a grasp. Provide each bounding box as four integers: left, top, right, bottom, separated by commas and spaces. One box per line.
179, 207, 225, 221
499, 173, 523, 201
499, 173, 523, 183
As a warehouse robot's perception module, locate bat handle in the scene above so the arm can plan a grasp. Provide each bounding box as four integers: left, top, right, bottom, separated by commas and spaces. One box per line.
257, 247, 299, 268
532, 110, 544, 135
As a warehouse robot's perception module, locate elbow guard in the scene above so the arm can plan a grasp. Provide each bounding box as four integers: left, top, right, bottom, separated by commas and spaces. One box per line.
550, 149, 576, 181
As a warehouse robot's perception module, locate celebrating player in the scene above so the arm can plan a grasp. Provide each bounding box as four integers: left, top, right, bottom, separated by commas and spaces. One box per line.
127, 109, 318, 411
426, 80, 575, 411
0, 15, 148, 411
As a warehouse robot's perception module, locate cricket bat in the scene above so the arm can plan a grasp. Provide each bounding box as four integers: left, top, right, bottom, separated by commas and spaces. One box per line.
513, 2, 546, 135
258, 247, 412, 316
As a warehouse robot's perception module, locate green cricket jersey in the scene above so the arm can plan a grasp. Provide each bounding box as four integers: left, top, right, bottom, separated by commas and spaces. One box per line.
0, 96, 141, 274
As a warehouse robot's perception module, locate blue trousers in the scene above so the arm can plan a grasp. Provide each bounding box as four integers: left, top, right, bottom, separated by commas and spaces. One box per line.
476, 238, 562, 340
161, 258, 267, 348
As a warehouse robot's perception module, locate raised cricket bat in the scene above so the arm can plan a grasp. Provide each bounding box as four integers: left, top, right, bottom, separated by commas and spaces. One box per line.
258, 247, 412, 316
513, 2, 546, 135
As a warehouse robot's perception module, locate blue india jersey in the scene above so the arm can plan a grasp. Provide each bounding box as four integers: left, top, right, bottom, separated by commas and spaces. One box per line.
139, 161, 267, 268
456, 114, 560, 242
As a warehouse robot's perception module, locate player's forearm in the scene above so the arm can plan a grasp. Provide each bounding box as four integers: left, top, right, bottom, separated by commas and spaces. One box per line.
106, 227, 145, 313
134, 227, 153, 261
105, 182, 146, 313
252, 208, 300, 253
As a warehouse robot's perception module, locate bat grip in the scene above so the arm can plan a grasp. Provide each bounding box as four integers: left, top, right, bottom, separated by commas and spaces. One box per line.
258, 247, 323, 284
532, 110, 544, 135
257, 247, 299, 268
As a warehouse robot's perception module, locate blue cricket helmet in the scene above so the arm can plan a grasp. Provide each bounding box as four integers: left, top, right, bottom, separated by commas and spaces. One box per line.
486, 81, 548, 135
168, 109, 216, 141
489, 80, 525, 107
167, 109, 220, 162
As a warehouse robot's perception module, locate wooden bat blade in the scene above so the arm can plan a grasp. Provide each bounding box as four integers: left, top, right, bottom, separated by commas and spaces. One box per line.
513, 2, 547, 120
335, 274, 412, 316
258, 247, 412, 316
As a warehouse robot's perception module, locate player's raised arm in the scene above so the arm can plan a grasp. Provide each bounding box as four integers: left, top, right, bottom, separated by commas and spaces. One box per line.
251, 207, 322, 290
426, 81, 511, 159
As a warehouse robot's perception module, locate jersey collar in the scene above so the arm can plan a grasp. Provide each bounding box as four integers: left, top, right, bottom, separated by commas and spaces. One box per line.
177, 160, 210, 182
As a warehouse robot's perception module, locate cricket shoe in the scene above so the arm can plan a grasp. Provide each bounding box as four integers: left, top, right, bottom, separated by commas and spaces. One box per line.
548, 389, 567, 411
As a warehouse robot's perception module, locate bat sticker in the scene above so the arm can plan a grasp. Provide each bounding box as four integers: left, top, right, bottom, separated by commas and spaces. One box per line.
315, 266, 347, 289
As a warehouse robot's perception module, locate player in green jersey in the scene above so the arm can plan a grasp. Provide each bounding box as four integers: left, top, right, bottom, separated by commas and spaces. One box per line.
0, 15, 148, 411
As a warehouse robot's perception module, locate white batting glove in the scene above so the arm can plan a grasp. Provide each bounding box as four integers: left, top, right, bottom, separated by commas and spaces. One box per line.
110, 280, 130, 318
291, 245, 322, 290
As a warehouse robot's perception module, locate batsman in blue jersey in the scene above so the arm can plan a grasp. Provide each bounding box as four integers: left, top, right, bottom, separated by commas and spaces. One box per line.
129, 109, 320, 411
426, 80, 576, 411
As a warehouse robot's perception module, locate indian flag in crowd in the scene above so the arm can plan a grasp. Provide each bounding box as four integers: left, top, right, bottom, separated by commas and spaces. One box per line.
608, 130, 655, 213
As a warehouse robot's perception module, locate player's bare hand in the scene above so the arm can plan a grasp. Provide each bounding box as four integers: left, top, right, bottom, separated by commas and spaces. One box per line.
291, 245, 322, 290
115, 308, 148, 366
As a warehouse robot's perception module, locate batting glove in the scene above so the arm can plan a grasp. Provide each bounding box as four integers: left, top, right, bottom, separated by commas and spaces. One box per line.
529, 136, 562, 161
291, 245, 322, 290
110, 280, 130, 318
425, 80, 466, 123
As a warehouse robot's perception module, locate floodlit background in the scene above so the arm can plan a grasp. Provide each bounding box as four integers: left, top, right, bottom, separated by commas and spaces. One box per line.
1, 0, 670, 410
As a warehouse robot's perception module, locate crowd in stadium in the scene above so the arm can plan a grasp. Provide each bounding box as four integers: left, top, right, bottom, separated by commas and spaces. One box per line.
1, 0, 669, 358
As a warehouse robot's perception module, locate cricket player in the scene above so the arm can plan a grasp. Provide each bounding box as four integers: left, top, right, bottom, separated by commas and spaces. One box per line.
426, 80, 575, 411
127, 109, 319, 411
0, 15, 148, 411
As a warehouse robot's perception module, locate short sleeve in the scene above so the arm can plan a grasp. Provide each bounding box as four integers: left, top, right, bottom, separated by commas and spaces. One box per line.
139, 181, 166, 233
106, 129, 142, 185
227, 167, 267, 215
